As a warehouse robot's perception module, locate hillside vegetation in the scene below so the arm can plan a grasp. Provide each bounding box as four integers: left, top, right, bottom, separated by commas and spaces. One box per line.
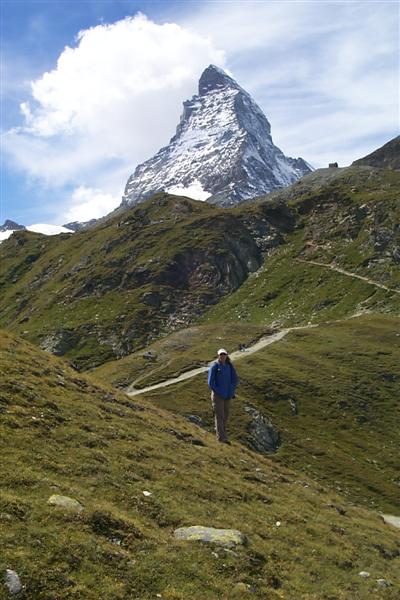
1, 167, 399, 374
0, 194, 292, 370
206, 167, 400, 327
1, 331, 399, 599
95, 314, 400, 516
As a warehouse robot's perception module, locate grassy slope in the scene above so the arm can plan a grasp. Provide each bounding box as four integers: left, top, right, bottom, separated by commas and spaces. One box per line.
0, 168, 398, 375
205, 167, 400, 328
202, 231, 400, 328
0, 194, 265, 371
1, 332, 399, 599
126, 315, 400, 516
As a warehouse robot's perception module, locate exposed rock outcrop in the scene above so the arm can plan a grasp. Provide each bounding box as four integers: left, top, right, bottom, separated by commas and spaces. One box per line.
244, 405, 281, 453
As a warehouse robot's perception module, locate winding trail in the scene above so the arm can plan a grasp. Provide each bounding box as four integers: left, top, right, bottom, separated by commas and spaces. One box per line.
126, 324, 317, 397
296, 258, 400, 295
126, 260, 399, 398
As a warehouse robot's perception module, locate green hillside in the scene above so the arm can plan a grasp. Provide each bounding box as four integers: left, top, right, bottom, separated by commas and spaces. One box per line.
96, 315, 400, 516
1, 331, 399, 599
207, 167, 400, 327
0, 167, 398, 374
0, 194, 274, 370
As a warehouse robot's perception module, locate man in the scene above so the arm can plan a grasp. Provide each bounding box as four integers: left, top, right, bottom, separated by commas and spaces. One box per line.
208, 348, 238, 443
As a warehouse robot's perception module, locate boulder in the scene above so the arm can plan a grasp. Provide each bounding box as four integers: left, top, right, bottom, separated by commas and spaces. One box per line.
244, 406, 280, 453
47, 494, 84, 513
4, 570, 22, 595
174, 526, 247, 547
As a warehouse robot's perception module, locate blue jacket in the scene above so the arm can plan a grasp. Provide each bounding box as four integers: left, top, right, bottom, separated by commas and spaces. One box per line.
208, 361, 238, 400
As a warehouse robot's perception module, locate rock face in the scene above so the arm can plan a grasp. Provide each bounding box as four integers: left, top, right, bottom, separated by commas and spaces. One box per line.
121, 65, 312, 208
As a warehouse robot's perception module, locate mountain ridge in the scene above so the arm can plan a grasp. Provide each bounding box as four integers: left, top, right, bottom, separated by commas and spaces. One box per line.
121, 65, 312, 208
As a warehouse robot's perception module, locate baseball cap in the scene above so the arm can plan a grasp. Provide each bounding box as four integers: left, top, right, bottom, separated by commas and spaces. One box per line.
217, 348, 228, 355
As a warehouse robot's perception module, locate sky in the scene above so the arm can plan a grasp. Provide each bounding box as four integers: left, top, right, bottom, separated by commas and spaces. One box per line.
1, 0, 399, 226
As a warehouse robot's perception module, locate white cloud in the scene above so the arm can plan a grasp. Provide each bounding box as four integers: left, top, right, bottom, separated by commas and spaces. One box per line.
63, 186, 121, 223
4, 13, 225, 218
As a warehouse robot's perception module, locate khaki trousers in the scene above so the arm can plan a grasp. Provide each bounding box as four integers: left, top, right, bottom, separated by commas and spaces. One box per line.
211, 392, 231, 442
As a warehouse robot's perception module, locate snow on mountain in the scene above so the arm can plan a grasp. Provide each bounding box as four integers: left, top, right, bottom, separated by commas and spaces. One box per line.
121, 65, 312, 208
0, 223, 74, 242
27, 224, 74, 235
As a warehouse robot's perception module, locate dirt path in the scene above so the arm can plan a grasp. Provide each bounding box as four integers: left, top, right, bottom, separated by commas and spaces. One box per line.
296, 258, 400, 294
126, 255, 398, 399
126, 325, 317, 397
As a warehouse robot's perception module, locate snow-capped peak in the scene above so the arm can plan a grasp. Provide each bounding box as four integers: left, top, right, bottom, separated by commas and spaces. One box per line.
121, 65, 312, 208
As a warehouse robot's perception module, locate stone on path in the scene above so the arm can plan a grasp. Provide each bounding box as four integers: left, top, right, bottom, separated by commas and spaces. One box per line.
47, 494, 84, 512
4, 570, 22, 595
382, 514, 400, 529
174, 526, 246, 547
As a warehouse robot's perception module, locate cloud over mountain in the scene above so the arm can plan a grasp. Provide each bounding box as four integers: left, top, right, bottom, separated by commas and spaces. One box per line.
4, 13, 225, 220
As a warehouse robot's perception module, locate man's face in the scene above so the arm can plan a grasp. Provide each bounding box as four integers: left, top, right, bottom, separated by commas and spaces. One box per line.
218, 352, 228, 364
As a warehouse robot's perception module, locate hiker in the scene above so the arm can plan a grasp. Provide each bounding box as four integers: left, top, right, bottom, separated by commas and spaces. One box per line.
208, 348, 238, 443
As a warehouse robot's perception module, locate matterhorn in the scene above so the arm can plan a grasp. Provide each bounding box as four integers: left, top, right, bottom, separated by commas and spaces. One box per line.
121, 65, 312, 208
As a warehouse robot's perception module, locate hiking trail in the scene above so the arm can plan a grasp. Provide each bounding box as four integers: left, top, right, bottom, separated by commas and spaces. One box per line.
126, 322, 324, 397
296, 258, 400, 295
126, 258, 399, 398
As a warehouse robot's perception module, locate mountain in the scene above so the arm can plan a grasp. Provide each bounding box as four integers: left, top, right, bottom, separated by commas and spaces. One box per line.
0, 194, 288, 369
352, 135, 400, 170
63, 218, 97, 232
0, 219, 25, 232
121, 65, 312, 208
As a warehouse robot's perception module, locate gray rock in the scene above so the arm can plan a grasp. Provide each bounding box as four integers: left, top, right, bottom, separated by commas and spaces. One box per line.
47, 494, 84, 513
4, 570, 22, 595
359, 571, 370, 578
244, 405, 280, 453
0, 513, 13, 522
185, 414, 204, 427
376, 579, 392, 588
174, 526, 247, 547
40, 330, 75, 356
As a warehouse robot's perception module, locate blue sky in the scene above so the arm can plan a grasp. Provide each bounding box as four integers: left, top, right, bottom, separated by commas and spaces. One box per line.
1, 0, 399, 225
